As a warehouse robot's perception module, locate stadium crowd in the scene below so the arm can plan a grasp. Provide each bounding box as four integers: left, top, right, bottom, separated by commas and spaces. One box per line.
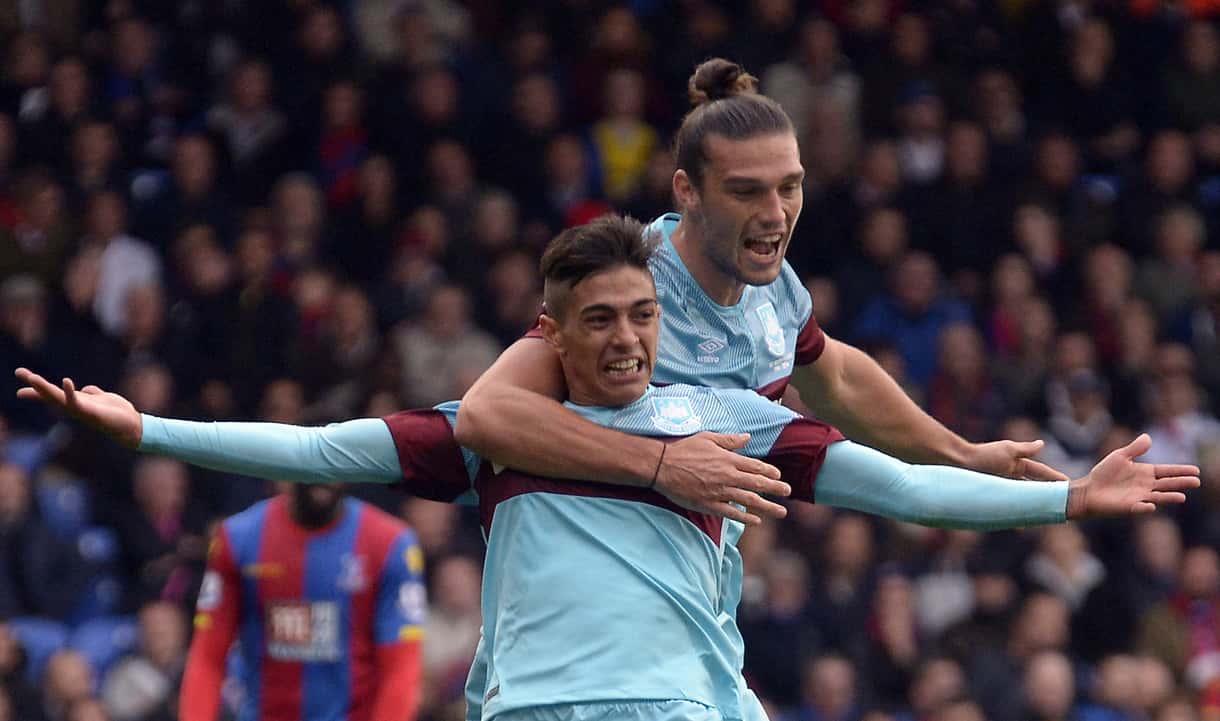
0, 0, 1219, 720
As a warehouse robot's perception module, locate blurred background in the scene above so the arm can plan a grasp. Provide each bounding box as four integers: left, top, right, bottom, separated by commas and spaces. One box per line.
0, 0, 1218, 720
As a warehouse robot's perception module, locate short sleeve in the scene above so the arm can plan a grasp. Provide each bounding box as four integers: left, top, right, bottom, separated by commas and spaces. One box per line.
374, 530, 428, 645
381, 411, 477, 502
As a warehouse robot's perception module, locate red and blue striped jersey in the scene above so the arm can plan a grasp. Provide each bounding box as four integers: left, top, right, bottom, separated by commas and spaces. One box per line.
187, 496, 426, 721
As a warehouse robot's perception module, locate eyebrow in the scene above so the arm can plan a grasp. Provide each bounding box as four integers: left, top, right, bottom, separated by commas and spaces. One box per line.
578, 299, 658, 316
722, 171, 806, 187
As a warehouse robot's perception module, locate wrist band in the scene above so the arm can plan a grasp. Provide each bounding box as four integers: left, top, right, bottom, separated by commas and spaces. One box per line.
648, 442, 667, 490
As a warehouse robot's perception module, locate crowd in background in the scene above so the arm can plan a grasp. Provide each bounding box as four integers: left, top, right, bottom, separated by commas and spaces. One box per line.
0, 0, 1219, 720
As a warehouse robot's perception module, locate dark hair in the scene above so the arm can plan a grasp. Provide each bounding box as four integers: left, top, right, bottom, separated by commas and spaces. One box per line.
540, 214, 655, 318
673, 58, 793, 188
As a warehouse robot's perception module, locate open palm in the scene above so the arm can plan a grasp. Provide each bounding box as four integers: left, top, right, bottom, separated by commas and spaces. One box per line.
1075, 434, 1201, 519
15, 368, 143, 448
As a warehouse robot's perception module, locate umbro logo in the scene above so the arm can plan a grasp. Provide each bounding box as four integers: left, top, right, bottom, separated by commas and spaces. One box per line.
698, 338, 725, 354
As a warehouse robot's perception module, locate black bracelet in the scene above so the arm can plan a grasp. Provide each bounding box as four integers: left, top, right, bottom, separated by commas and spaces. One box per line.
648, 443, 667, 490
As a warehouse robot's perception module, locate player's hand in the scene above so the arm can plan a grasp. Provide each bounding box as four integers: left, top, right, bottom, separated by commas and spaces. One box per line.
655, 432, 789, 525
1066, 434, 1200, 520
963, 439, 1069, 481
14, 367, 143, 448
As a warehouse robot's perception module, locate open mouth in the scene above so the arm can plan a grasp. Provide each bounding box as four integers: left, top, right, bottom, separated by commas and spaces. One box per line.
604, 358, 644, 376
744, 233, 782, 260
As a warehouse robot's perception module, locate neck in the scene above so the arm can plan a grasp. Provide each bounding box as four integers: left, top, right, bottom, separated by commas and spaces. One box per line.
671, 217, 744, 306
290, 499, 343, 529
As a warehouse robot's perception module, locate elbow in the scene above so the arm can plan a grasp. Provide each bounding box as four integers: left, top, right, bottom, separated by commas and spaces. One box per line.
453, 389, 491, 451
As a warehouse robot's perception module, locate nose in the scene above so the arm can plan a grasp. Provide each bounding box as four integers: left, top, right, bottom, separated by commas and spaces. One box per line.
759, 190, 785, 228
610, 315, 638, 347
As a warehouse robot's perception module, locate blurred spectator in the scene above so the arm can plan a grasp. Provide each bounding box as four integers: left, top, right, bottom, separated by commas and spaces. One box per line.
393, 284, 500, 408
1, 31, 51, 124
784, 654, 862, 721
973, 68, 1029, 179
893, 84, 945, 185
741, 550, 823, 707
811, 514, 876, 657
589, 68, 659, 203
895, 657, 968, 721
132, 134, 233, 250
422, 555, 482, 719
0, 621, 39, 718
17, 56, 95, 171
0, 170, 73, 287
926, 322, 1004, 442
329, 153, 397, 285
375, 207, 449, 328
1042, 18, 1139, 170
480, 249, 544, 347
0, 461, 91, 620
1171, 251, 1220, 411
1119, 131, 1197, 256
853, 251, 972, 388
762, 17, 861, 141
1138, 546, 1220, 715
1075, 516, 1183, 661
1023, 525, 1105, 612
295, 284, 383, 421
66, 698, 111, 721
1020, 650, 1077, 721
1135, 206, 1205, 325
536, 132, 608, 231
39, 650, 96, 721
970, 593, 1072, 721
1141, 371, 1220, 467
864, 571, 922, 707
1163, 21, 1220, 163
315, 78, 368, 211
114, 458, 207, 610
912, 530, 981, 637
80, 190, 160, 338
271, 173, 329, 270
206, 59, 289, 206
101, 601, 185, 721
834, 207, 909, 325
66, 119, 123, 214
904, 120, 1010, 280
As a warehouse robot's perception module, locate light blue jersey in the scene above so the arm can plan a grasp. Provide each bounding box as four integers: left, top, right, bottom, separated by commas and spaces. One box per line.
456, 385, 841, 721
645, 213, 826, 399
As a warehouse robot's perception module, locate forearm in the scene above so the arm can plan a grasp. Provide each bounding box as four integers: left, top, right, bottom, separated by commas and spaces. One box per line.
793, 342, 970, 465
456, 385, 662, 486
814, 441, 1068, 530
180, 642, 227, 721
138, 415, 402, 484
371, 643, 422, 721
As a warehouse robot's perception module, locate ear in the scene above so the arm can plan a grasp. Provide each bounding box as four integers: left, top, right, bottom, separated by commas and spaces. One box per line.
673, 169, 697, 210
539, 314, 565, 356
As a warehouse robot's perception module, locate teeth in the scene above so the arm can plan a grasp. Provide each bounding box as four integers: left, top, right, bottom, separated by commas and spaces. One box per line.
606, 359, 640, 374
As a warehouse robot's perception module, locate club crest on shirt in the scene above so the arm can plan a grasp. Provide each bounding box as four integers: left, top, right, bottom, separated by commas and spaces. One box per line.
755, 302, 787, 357
650, 396, 703, 434
337, 553, 367, 593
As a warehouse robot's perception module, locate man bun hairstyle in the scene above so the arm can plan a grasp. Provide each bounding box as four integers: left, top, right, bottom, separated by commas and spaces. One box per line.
675, 58, 793, 188
540, 214, 657, 319
687, 57, 759, 105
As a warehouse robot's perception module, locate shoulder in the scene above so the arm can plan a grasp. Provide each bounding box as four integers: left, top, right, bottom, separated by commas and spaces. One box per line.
223, 498, 276, 538
770, 261, 812, 314
353, 500, 412, 541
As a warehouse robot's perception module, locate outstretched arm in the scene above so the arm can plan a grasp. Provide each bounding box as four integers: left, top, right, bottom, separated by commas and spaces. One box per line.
16, 368, 401, 484
455, 339, 790, 525
813, 434, 1199, 528
792, 337, 1068, 480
